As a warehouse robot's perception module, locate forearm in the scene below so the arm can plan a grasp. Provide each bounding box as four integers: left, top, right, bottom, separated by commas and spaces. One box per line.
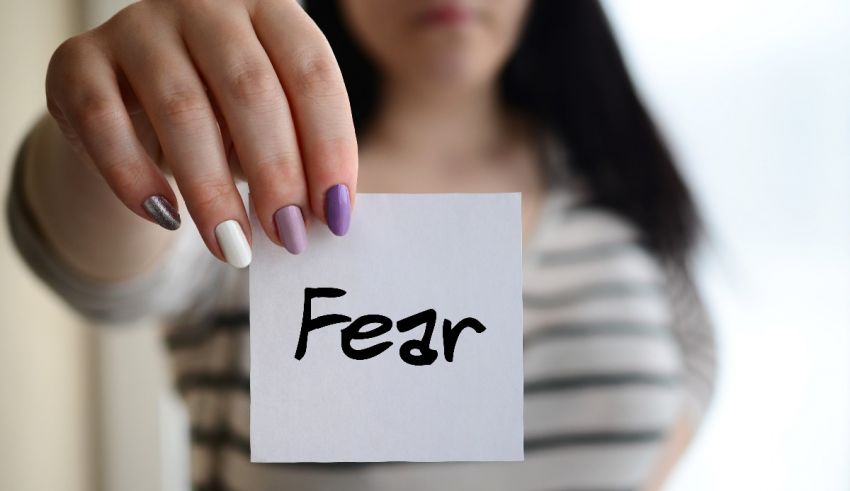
20, 113, 178, 282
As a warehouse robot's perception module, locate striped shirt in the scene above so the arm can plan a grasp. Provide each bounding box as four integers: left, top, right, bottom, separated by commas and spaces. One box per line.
7, 137, 716, 491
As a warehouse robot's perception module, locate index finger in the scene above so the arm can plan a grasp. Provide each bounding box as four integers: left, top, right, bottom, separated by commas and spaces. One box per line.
252, 0, 358, 236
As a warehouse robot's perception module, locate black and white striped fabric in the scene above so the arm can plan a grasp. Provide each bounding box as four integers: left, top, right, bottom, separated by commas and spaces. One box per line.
7, 138, 716, 491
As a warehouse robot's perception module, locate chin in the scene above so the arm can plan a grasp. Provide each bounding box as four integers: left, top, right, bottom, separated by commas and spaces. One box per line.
410, 46, 495, 89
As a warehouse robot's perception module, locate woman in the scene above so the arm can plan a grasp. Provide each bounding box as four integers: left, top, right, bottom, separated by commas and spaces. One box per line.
7, 0, 716, 489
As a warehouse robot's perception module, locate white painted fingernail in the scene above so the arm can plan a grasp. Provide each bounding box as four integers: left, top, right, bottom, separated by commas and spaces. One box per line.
214, 220, 252, 268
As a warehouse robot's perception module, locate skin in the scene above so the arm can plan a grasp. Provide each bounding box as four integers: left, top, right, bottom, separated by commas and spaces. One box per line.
342, 0, 545, 239
34, 0, 358, 277
25, 0, 692, 486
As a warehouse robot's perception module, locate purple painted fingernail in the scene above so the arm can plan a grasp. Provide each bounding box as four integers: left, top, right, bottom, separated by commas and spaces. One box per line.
274, 205, 308, 255
325, 184, 351, 236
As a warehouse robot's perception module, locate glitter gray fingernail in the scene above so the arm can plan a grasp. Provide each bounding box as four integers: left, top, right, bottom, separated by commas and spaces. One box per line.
143, 195, 181, 231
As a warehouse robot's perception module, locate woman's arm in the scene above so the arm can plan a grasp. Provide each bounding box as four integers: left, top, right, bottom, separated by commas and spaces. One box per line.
9, 113, 221, 323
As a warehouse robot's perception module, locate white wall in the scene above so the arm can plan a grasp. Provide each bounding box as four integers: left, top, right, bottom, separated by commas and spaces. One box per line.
0, 1, 94, 491
1, 1, 180, 490
603, 1, 850, 489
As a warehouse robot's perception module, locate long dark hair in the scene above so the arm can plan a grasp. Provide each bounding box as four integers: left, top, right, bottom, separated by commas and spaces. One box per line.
304, 0, 701, 268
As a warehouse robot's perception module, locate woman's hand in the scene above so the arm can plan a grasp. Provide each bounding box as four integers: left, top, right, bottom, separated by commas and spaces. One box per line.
45, 0, 357, 266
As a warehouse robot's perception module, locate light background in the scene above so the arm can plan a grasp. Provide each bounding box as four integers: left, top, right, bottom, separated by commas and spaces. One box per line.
600, 2, 850, 489
1, 1, 848, 489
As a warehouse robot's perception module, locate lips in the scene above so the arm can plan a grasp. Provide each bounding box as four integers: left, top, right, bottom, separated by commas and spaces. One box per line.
418, 4, 474, 27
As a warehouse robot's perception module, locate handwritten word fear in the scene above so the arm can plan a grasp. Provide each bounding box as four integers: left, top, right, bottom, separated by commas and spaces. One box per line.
295, 288, 486, 365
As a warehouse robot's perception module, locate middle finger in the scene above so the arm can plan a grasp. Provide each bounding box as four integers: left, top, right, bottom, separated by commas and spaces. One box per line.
180, 0, 309, 254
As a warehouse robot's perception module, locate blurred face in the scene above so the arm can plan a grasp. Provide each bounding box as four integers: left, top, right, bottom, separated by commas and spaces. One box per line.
339, 0, 532, 91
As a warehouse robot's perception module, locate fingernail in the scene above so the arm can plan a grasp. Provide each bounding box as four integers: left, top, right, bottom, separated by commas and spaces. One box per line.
274, 205, 308, 254
143, 195, 181, 231
214, 220, 252, 268
325, 184, 351, 236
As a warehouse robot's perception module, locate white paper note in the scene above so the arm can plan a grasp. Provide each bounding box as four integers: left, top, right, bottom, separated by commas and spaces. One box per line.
249, 193, 524, 462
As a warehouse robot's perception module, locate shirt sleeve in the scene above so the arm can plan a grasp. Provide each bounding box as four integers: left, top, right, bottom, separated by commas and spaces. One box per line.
5, 132, 226, 325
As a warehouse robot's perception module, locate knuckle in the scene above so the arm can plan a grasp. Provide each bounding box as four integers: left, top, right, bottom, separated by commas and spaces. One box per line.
105, 160, 147, 191
170, 0, 223, 17
109, 2, 151, 28
252, 151, 303, 183
156, 88, 211, 125
74, 92, 122, 133
47, 35, 92, 86
294, 52, 344, 99
225, 63, 281, 106
190, 177, 236, 212
49, 36, 83, 70
103, 2, 167, 43
308, 136, 358, 175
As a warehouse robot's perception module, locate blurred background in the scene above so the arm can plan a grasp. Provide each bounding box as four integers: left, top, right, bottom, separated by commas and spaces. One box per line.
1, 0, 848, 490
